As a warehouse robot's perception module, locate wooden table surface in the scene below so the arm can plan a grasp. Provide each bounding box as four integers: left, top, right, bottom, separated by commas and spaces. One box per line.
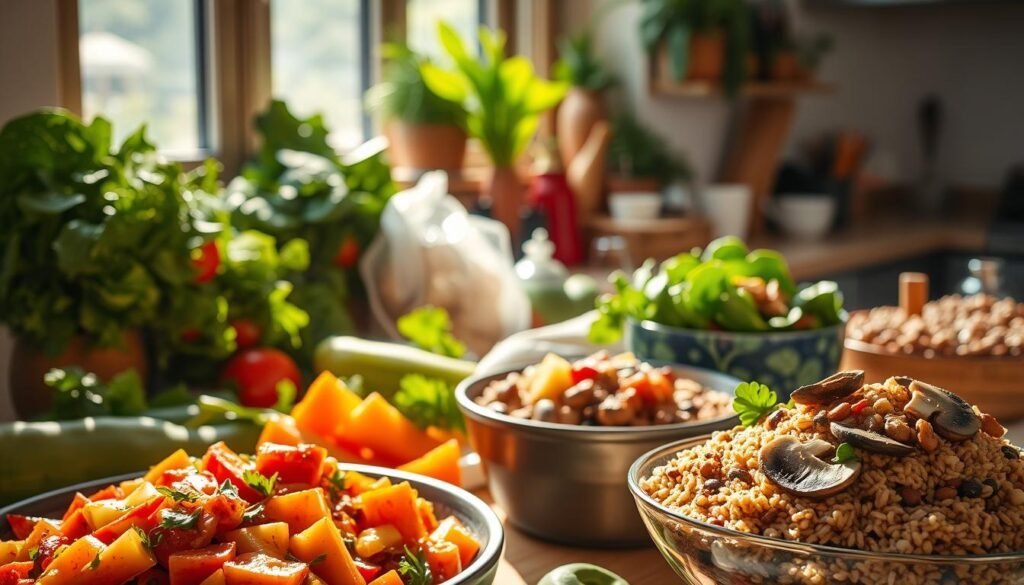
473, 490, 678, 585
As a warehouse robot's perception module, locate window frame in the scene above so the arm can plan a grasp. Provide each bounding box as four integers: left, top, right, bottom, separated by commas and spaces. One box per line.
56, 0, 542, 176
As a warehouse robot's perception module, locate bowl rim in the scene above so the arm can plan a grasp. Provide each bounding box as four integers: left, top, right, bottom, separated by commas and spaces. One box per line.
629, 317, 847, 341
0, 464, 504, 583
844, 322, 1023, 363
627, 434, 1024, 563
455, 363, 741, 442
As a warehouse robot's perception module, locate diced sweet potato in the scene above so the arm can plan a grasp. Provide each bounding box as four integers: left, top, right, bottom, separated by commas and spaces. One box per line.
367, 570, 403, 585
345, 393, 440, 464
91, 495, 167, 544
357, 482, 426, 545
16, 518, 61, 561
81, 499, 132, 531
289, 517, 366, 585
199, 569, 226, 585
35, 535, 104, 585
222, 552, 308, 585
263, 489, 331, 534
168, 542, 237, 585
429, 516, 480, 567
221, 523, 290, 559
423, 540, 462, 582
0, 541, 20, 565
257, 418, 303, 449
76, 526, 156, 585
145, 449, 193, 485
291, 372, 362, 440
397, 439, 462, 486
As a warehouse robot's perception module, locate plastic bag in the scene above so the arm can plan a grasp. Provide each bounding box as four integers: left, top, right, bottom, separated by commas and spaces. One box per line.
361, 171, 531, 356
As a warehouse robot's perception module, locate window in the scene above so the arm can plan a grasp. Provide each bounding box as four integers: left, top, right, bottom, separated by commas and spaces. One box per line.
270, 0, 367, 151
406, 0, 484, 61
78, 0, 206, 155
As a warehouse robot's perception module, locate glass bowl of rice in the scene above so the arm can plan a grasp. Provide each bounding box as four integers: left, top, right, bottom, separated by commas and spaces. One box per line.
628, 372, 1024, 584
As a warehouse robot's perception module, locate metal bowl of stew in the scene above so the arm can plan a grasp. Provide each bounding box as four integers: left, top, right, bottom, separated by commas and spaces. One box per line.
456, 361, 740, 547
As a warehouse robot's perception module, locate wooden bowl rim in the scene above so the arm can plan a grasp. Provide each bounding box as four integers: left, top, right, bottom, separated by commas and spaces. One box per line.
843, 337, 1024, 365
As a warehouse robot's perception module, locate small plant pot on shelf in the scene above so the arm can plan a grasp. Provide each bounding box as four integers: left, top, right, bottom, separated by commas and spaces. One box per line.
770, 49, 802, 82
10, 330, 149, 419
385, 121, 467, 171
657, 31, 726, 82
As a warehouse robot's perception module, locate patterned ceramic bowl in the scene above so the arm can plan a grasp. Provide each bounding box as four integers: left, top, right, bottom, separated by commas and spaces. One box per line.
626, 319, 845, 398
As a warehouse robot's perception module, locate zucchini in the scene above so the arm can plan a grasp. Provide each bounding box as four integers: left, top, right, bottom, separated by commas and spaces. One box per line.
313, 336, 477, 396
0, 417, 261, 505
538, 563, 630, 585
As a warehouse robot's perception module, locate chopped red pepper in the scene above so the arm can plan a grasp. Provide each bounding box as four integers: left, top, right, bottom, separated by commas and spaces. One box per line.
91, 494, 168, 544
355, 558, 382, 582
851, 398, 871, 414
570, 366, 600, 385
201, 442, 264, 503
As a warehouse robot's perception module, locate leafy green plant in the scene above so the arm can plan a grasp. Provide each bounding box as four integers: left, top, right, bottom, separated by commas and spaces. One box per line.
420, 22, 568, 167
397, 306, 466, 358
553, 31, 616, 92
393, 374, 464, 432
589, 236, 846, 343
639, 0, 751, 94
606, 112, 691, 186
365, 43, 467, 126
226, 100, 397, 366
732, 381, 779, 426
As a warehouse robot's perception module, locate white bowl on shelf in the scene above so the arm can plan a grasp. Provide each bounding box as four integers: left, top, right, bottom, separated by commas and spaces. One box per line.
771, 194, 836, 240
609, 192, 662, 221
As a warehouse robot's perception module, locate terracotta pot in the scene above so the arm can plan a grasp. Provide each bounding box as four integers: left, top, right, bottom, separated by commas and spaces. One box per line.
484, 166, 525, 242
385, 121, 467, 171
556, 88, 606, 171
567, 120, 611, 220
771, 50, 801, 81
688, 31, 726, 81
10, 330, 149, 419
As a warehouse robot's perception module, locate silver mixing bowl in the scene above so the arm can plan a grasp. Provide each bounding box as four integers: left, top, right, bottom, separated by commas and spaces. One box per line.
456, 363, 740, 547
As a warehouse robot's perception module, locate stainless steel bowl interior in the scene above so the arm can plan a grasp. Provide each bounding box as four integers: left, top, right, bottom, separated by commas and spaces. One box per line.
0, 464, 504, 585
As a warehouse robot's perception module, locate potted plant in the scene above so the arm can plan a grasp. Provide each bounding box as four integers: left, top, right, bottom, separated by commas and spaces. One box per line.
640, 0, 752, 94
0, 111, 210, 415
606, 112, 692, 195
553, 29, 616, 168
365, 43, 468, 171
421, 22, 568, 239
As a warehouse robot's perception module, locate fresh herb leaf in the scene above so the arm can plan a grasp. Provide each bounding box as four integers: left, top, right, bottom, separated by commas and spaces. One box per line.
132, 526, 152, 548
393, 374, 465, 432
159, 508, 202, 530
28, 547, 39, 561
273, 379, 297, 413
329, 469, 346, 491
156, 486, 199, 503
88, 553, 101, 570
832, 442, 858, 464
397, 306, 466, 358
242, 470, 278, 497
398, 546, 433, 585
217, 479, 239, 499
309, 553, 327, 565
733, 382, 780, 427
242, 502, 265, 523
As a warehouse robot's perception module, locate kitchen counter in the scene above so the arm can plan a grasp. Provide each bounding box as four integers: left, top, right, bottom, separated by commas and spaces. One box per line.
752, 219, 989, 281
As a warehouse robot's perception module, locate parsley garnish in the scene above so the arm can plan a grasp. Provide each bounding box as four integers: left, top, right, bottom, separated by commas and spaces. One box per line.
28, 548, 39, 561
733, 382, 781, 426
242, 502, 265, 523
310, 553, 327, 565
242, 470, 278, 497
159, 508, 202, 530
88, 553, 101, 570
329, 470, 346, 491
132, 526, 152, 548
393, 374, 465, 432
398, 546, 433, 585
156, 486, 198, 503
217, 479, 239, 499
832, 442, 858, 464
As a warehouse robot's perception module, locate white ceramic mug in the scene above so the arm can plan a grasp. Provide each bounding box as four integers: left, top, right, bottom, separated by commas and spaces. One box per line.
700, 184, 753, 240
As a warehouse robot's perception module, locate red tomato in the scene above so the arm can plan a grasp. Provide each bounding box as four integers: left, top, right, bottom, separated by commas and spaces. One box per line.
255, 443, 326, 485
570, 366, 599, 385
192, 241, 220, 284
231, 320, 262, 350
200, 442, 264, 503
354, 559, 382, 582
221, 348, 301, 409
333, 235, 360, 269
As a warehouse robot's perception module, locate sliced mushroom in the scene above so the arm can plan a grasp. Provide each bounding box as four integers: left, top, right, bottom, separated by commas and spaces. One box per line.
759, 436, 861, 498
905, 380, 981, 441
830, 422, 914, 456
791, 370, 865, 405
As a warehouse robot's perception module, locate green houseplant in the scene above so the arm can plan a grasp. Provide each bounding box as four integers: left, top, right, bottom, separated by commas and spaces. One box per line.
421, 22, 568, 238
606, 112, 692, 192
365, 43, 469, 171
640, 0, 751, 94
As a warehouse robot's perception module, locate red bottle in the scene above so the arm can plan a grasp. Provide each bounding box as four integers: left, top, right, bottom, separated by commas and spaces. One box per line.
527, 141, 583, 266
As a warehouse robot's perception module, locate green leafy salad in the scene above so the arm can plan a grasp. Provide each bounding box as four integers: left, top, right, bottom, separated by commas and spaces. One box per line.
589, 236, 846, 343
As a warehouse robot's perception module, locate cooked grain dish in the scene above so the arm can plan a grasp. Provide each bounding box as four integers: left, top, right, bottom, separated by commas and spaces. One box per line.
641, 373, 1024, 557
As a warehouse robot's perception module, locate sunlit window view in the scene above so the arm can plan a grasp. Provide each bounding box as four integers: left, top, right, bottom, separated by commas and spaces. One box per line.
79, 0, 202, 153
407, 0, 481, 60
271, 0, 363, 150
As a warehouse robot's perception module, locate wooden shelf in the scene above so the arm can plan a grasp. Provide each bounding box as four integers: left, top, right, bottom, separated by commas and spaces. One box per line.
651, 79, 836, 99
